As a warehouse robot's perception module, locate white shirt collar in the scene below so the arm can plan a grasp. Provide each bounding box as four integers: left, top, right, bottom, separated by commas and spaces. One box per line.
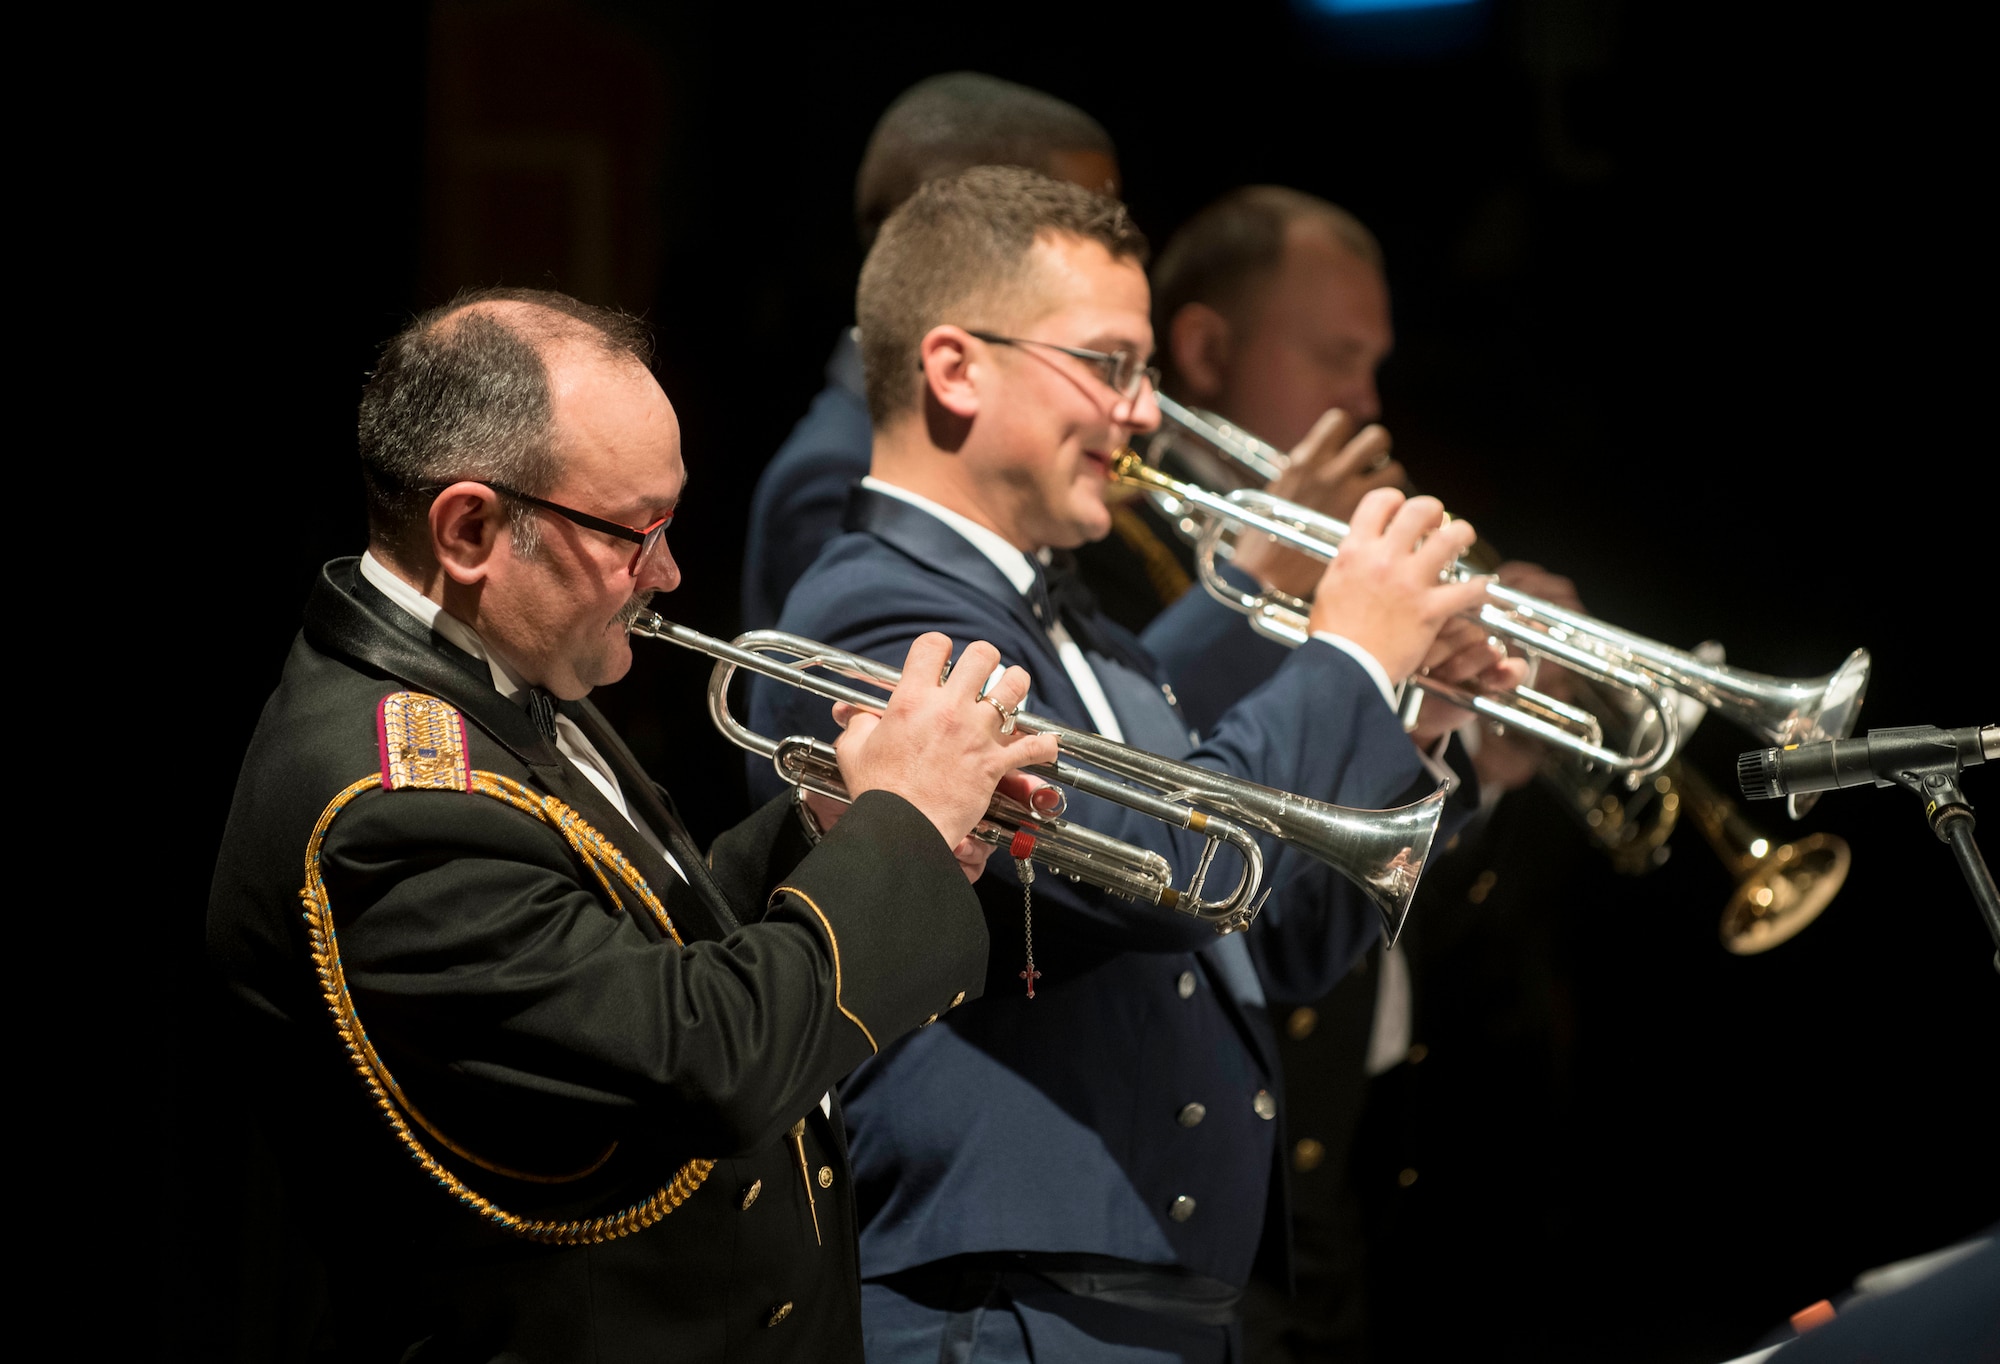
860, 476, 1046, 598
358, 550, 530, 700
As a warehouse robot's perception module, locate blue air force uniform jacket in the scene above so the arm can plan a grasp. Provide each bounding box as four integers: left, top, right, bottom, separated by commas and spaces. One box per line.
748, 487, 1471, 1289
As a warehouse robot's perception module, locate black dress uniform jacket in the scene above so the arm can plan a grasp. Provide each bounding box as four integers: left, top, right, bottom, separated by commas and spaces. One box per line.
207, 559, 989, 1362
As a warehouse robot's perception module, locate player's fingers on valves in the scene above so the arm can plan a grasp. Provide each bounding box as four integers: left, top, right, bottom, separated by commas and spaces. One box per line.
944, 639, 1004, 705
982, 662, 1032, 715
900, 632, 955, 695
1381, 492, 1452, 560
1480, 654, 1532, 695
1422, 617, 1505, 683
1428, 575, 1499, 633
1343, 484, 1407, 540
1330, 422, 1392, 481
1289, 406, 1357, 467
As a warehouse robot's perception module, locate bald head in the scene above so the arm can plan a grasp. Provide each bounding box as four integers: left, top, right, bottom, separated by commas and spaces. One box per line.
358, 287, 651, 568
1154, 188, 1393, 444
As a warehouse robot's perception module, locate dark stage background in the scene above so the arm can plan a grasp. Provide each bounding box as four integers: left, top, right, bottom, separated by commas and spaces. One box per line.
152, 2, 1993, 1359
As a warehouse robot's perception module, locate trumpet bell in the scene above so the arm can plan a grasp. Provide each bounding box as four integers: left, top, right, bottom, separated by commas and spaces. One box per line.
1776, 648, 1871, 819
1276, 783, 1449, 946
1720, 832, 1851, 954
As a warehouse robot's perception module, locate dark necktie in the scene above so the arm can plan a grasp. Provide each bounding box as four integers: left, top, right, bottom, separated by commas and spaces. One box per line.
524, 687, 562, 743
1037, 550, 1156, 678
560, 698, 744, 940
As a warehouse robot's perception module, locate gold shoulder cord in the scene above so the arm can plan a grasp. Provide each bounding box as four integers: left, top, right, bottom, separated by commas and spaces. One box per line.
299, 770, 713, 1245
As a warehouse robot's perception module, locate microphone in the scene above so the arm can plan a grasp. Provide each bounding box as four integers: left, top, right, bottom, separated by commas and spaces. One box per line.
1739, 725, 1996, 802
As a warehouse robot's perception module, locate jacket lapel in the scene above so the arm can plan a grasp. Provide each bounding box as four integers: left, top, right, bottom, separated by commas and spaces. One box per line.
842, 500, 1279, 1074
564, 698, 743, 939
842, 487, 1093, 724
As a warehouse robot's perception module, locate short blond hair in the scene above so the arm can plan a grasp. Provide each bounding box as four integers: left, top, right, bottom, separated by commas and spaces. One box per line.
856, 165, 1147, 426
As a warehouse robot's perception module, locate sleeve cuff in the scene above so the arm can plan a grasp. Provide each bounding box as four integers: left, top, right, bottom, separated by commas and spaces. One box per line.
1308, 632, 1399, 711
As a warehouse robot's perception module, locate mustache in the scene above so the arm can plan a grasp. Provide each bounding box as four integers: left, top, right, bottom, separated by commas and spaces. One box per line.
615, 591, 656, 628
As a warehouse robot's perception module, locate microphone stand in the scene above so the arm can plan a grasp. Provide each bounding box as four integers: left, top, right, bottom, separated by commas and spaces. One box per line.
1741, 724, 1999, 974
1899, 766, 2000, 974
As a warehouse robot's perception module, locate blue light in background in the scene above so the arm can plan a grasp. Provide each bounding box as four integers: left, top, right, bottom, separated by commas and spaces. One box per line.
1303, 0, 1477, 11
1291, 0, 1490, 58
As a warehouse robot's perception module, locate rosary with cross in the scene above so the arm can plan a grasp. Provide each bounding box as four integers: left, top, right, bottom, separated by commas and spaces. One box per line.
1010, 830, 1041, 997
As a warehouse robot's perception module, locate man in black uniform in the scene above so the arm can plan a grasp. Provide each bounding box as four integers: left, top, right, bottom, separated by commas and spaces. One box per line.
207, 287, 1058, 1361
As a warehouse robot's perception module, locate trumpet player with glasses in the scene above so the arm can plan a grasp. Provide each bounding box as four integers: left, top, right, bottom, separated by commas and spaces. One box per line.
206, 288, 1063, 1361
749, 166, 1525, 1363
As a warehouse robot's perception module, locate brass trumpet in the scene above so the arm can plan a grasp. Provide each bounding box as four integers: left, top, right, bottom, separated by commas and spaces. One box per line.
1565, 758, 1850, 952
627, 613, 1447, 941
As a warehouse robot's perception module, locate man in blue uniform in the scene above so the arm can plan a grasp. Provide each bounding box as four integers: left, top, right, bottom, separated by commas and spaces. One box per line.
1151, 186, 1597, 1363
741, 72, 1120, 631
748, 168, 1523, 1361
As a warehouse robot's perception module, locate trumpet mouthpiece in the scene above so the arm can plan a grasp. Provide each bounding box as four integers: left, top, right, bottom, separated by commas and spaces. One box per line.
1111, 448, 1173, 490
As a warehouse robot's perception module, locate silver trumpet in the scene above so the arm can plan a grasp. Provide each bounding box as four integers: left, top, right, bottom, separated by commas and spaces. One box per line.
1129, 395, 1873, 811
627, 613, 1447, 941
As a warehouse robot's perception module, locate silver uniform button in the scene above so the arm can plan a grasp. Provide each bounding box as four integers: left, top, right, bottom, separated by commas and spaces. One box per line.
1253, 1090, 1277, 1120
1176, 970, 1197, 999
1177, 1102, 1207, 1128
1169, 1195, 1197, 1223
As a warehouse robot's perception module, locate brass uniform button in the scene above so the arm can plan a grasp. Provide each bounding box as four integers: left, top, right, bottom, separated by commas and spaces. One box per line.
1286, 1007, 1317, 1041
1293, 1138, 1325, 1173
919, 1013, 938, 1028
1176, 970, 1197, 999
950, 991, 966, 1008
1176, 1102, 1207, 1128
1398, 1167, 1419, 1188
1169, 1195, 1197, 1223
766, 1302, 793, 1327
740, 1179, 762, 1211
1406, 1042, 1429, 1064
1253, 1089, 1277, 1120
817, 1165, 834, 1189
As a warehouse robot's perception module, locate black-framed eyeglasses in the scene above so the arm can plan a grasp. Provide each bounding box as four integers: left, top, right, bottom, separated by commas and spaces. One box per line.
481, 480, 673, 576
964, 329, 1160, 404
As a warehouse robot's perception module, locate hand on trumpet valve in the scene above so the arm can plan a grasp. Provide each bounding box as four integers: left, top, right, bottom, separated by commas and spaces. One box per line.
1233, 408, 1406, 599
804, 632, 1062, 882
1306, 487, 1492, 683
1408, 617, 1532, 747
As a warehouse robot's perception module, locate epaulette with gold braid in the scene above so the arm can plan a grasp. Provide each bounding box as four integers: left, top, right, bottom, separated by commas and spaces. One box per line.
299, 692, 706, 1244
